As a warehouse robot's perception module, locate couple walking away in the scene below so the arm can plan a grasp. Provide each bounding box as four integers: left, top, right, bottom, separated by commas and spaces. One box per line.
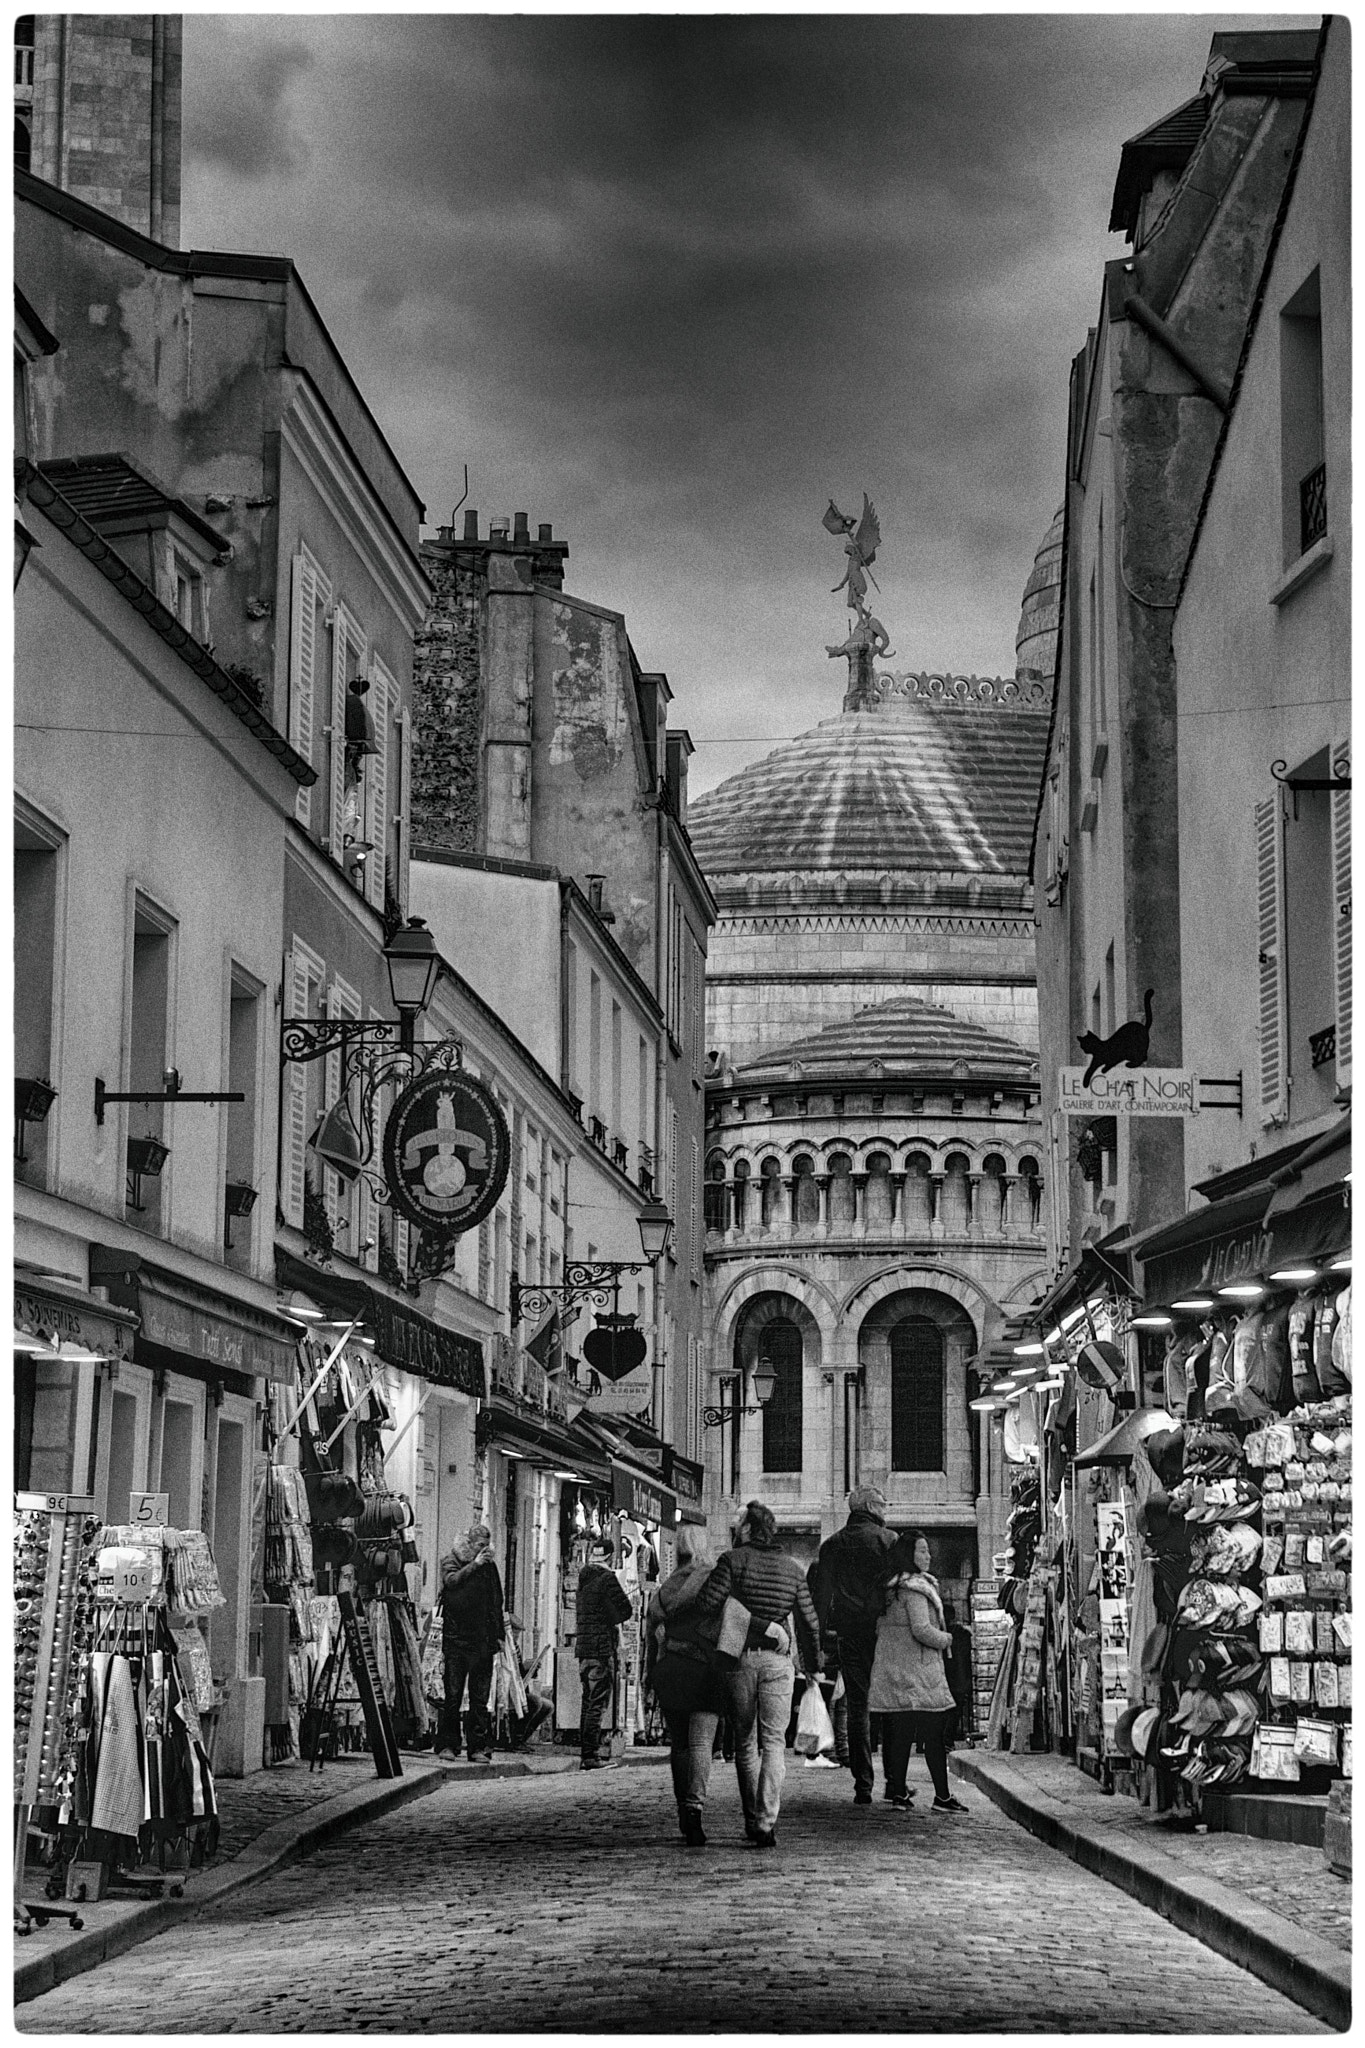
812, 1486, 967, 1814
648, 1500, 820, 1849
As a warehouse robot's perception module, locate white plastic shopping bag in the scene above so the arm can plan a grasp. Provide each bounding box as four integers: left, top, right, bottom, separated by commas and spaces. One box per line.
794, 1676, 836, 1757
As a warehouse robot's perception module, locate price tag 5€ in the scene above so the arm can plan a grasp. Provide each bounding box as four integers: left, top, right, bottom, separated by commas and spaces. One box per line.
129, 1492, 169, 1528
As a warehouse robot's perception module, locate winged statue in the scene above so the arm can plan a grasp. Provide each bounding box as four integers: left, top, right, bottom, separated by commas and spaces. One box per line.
823, 493, 881, 612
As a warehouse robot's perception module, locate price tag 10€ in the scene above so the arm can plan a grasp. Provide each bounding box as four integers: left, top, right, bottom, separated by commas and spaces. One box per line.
112, 1560, 157, 1603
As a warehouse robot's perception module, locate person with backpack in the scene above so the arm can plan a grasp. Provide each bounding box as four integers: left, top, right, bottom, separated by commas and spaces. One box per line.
810, 1485, 899, 1805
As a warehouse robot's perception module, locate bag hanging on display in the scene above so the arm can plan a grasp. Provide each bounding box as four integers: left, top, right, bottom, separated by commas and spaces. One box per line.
794, 1677, 836, 1757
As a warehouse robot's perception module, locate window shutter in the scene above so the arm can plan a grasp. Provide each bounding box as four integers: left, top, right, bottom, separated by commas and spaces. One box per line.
690, 1137, 700, 1279
330, 612, 362, 863
397, 706, 412, 916
280, 949, 312, 1228
1332, 740, 1352, 1089
322, 984, 343, 1233
668, 1108, 678, 1231
359, 1023, 382, 1273
1255, 795, 1288, 1125
289, 553, 318, 828
365, 663, 391, 912
394, 1214, 410, 1283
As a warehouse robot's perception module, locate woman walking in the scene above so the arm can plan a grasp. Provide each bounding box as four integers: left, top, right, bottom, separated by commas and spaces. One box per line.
867, 1530, 969, 1815
647, 1527, 723, 1846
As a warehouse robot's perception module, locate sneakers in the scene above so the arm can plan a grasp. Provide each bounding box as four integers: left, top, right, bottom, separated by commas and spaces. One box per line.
931, 1795, 969, 1814
434, 1747, 456, 1762
884, 1792, 915, 1809
853, 1790, 873, 1806
580, 1756, 620, 1771
745, 1829, 776, 1850
469, 1751, 493, 1765
803, 1753, 839, 1769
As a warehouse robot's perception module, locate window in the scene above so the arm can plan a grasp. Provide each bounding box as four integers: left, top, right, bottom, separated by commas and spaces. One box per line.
280, 940, 324, 1230
1280, 270, 1326, 565
361, 657, 396, 912
1018, 1156, 1043, 1227
223, 968, 260, 1270
14, 807, 62, 1188
1257, 743, 1351, 1120
14, 115, 30, 170
126, 897, 176, 1234
564, 942, 578, 1094
760, 1319, 803, 1473
589, 972, 602, 1121
792, 1155, 819, 1226
321, 977, 361, 1255
759, 1157, 782, 1228
611, 1000, 622, 1137
704, 1155, 727, 1234
329, 605, 367, 867
891, 1318, 944, 1472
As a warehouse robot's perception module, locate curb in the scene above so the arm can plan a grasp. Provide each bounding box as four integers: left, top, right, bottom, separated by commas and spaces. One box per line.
951, 1751, 1351, 2031
15, 1752, 574, 2006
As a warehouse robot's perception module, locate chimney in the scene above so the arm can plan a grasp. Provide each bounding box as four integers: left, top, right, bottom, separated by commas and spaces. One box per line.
513, 511, 530, 546
463, 509, 479, 541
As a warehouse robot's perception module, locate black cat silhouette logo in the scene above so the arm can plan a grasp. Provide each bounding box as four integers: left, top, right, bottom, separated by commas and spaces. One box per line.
1076, 989, 1154, 1089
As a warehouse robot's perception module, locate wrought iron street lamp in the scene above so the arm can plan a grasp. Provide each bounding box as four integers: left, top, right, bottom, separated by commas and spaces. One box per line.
509, 1200, 674, 1329
702, 1357, 777, 1429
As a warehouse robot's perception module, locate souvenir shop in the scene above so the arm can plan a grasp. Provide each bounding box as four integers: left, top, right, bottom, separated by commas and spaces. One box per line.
981, 1118, 1352, 1831
264, 1254, 487, 1771
553, 1455, 677, 1752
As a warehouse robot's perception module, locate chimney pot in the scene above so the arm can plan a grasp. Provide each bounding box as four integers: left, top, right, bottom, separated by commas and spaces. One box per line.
463, 509, 479, 541
538, 523, 553, 543
490, 517, 510, 539
513, 511, 530, 544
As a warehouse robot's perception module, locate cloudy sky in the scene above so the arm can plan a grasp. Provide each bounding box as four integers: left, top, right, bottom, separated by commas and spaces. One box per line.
182, 10, 1302, 795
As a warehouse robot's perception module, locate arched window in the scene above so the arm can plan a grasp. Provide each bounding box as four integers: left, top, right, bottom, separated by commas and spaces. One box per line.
732, 1158, 750, 1233
890, 1317, 944, 1472
759, 1157, 782, 1228
940, 1151, 970, 1230
981, 1153, 1006, 1230
864, 1150, 893, 1229
828, 1151, 853, 1228
1018, 1155, 1042, 1226
703, 1155, 727, 1234
14, 115, 31, 171
760, 1318, 803, 1473
902, 1151, 932, 1224
792, 1154, 819, 1226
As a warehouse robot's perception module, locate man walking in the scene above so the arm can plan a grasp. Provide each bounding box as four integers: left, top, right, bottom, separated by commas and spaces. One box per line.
811, 1485, 898, 1805
575, 1538, 633, 1769
437, 1523, 504, 1763
698, 1500, 821, 1848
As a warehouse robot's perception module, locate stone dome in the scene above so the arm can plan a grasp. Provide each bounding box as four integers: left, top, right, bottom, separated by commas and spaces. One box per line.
687, 684, 1050, 882
736, 995, 1039, 1084
1015, 505, 1064, 683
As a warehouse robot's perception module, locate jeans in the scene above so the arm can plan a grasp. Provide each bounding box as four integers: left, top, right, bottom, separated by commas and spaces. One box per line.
441, 1640, 494, 1757
882, 1709, 952, 1801
578, 1656, 614, 1761
663, 1708, 719, 1812
836, 1632, 877, 1797
727, 1649, 795, 1836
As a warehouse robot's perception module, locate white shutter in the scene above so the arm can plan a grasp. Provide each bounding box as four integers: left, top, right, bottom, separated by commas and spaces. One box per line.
281, 948, 312, 1228
325, 978, 361, 1250
289, 553, 318, 828
1255, 795, 1288, 1125
365, 662, 392, 912
397, 706, 412, 916
394, 1214, 410, 1283
668, 1108, 678, 1232
690, 1136, 700, 1279
322, 983, 343, 1233
329, 613, 350, 861
1332, 740, 1352, 1088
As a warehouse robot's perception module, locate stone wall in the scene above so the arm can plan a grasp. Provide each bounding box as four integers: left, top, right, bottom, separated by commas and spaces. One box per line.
31, 15, 182, 245
412, 548, 483, 854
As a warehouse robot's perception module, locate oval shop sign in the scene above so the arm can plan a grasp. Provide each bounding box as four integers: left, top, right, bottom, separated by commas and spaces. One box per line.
382, 1067, 510, 1234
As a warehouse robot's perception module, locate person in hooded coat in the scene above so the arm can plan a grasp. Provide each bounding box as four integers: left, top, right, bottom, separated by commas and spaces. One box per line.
867, 1529, 968, 1814
809, 1484, 899, 1805
647, 1526, 725, 1845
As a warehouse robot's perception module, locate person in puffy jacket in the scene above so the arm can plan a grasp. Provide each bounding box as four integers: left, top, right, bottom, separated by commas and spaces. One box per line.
575, 1540, 633, 1769
809, 1485, 899, 1804
867, 1530, 968, 1814
647, 1527, 724, 1844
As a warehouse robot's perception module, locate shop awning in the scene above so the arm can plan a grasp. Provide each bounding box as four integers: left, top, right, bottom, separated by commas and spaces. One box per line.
1263, 1113, 1351, 1220
14, 1267, 138, 1361
1073, 1405, 1177, 1469
274, 1250, 485, 1398
610, 1458, 677, 1529
91, 1249, 299, 1383
663, 1447, 706, 1524
476, 1401, 612, 1484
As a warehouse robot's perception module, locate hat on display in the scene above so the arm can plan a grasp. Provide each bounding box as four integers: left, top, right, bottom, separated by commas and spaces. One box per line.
1113, 1705, 1142, 1756
1130, 1706, 1161, 1760
1143, 1427, 1186, 1489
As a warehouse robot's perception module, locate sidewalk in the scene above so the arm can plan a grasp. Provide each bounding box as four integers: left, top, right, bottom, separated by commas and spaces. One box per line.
16, 1742, 667, 2005
951, 1747, 1351, 2030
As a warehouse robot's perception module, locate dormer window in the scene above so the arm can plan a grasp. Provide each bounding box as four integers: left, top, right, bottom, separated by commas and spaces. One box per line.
39, 453, 228, 648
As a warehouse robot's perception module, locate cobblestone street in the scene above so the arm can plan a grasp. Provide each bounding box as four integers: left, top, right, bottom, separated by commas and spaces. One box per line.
20, 1759, 1329, 2034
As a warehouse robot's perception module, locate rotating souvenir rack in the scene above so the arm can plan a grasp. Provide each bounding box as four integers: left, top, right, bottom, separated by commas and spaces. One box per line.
14, 1492, 101, 1935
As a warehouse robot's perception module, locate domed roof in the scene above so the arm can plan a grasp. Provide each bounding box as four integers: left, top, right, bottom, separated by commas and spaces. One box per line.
687, 685, 1050, 880
1015, 505, 1064, 683
736, 995, 1038, 1083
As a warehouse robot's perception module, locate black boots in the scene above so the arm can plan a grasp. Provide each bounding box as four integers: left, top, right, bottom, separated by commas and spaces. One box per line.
681, 1808, 707, 1847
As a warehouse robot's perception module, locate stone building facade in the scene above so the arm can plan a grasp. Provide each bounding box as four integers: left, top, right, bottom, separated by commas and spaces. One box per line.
691, 598, 1058, 1596
17, 15, 182, 245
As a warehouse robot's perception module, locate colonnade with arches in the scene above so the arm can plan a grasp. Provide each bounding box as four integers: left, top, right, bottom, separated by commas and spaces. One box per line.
704, 1141, 1044, 1244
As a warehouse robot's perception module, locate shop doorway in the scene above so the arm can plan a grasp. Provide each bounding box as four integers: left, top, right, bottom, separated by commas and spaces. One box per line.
105, 1388, 141, 1521
158, 1397, 198, 1529
209, 1415, 244, 1679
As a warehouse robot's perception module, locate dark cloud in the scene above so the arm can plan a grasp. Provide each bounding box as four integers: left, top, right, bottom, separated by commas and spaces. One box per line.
181, 13, 1297, 793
